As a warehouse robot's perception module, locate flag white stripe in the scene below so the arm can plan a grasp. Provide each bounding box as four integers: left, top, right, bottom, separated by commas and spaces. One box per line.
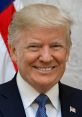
14, 0, 23, 11
0, 34, 15, 83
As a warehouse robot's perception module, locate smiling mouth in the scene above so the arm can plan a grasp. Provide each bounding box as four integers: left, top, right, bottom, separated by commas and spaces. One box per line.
33, 66, 55, 73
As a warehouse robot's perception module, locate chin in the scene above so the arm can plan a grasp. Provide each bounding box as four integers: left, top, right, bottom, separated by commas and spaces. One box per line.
35, 81, 53, 92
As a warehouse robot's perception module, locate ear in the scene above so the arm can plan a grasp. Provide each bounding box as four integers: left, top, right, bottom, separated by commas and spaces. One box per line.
66, 50, 70, 62
8, 44, 17, 63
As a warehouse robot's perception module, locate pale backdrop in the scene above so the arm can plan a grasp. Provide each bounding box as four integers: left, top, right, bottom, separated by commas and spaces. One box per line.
21, 0, 82, 89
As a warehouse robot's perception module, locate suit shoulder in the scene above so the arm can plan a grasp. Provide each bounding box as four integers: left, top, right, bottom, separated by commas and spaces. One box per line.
0, 78, 16, 93
60, 82, 82, 94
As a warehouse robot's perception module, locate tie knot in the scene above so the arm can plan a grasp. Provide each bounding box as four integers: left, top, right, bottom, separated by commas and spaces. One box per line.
35, 94, 49, 107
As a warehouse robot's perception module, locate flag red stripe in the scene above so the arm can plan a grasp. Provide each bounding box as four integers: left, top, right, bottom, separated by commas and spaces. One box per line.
0, 3, 15, 48
0, 3, 18, 71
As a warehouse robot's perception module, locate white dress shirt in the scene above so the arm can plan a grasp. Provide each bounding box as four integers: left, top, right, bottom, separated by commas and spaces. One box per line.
16, 72, 62, 117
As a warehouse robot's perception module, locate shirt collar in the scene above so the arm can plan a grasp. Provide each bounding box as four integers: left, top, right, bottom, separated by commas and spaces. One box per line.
16, 72, 39, 109
16, 72, 60, 111
46, 83, 61, 111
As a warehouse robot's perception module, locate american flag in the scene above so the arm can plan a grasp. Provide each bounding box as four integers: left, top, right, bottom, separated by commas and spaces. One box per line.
0, 0, 23, 83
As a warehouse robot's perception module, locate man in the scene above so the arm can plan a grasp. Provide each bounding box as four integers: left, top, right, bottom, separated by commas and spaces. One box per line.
0, 3, 82, 117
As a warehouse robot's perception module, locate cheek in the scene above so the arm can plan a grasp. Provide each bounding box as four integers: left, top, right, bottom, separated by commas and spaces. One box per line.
54, 51, 68, 63
23, 52, 40, 64
17, 54, 38, 71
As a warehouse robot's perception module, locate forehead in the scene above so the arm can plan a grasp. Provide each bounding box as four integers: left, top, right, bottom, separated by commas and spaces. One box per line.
18, 26, 67, 44
29, 26, 66, 36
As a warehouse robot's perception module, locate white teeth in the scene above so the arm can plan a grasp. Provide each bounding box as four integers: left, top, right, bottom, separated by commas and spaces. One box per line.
38, 67, 52, 71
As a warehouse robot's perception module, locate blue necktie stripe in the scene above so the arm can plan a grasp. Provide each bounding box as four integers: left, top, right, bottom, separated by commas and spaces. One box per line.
36, 105, 47, 117
35, 94, 49, 117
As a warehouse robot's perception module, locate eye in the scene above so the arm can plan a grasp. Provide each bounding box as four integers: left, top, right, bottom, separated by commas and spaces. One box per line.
50, 44, 63, 48
50, 43, 65, 50
27, 44, 41, 51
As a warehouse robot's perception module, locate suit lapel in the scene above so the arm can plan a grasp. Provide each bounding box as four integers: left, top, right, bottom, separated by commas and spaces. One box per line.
59, 82, 82, 117
0, 74, 26, 117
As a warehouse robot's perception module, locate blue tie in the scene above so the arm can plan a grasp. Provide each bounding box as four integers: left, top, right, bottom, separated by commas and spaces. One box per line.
35, 94, 49, 117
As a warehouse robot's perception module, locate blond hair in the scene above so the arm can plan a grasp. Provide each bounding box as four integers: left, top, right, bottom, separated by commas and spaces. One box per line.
8, 3, 72, 49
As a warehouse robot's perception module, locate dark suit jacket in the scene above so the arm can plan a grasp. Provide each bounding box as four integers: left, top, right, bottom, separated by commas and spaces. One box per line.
0, 74, 82, 117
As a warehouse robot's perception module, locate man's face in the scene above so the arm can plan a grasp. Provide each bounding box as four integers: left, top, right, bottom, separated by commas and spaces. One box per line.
10, 27, 69, 92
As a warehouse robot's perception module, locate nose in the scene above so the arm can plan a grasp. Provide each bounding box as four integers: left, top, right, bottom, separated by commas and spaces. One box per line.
39, 46, 53, 63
